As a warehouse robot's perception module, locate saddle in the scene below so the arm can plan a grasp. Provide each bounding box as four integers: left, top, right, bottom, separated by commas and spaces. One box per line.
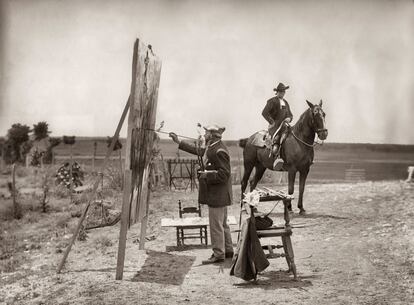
251, 122, 288, 149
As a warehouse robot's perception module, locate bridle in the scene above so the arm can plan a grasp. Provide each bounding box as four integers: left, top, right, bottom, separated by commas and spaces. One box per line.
291, 108, 327, 148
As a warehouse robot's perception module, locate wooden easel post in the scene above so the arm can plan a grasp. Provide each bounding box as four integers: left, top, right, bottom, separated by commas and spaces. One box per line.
115, 169, 132, 278
118, 149, 123, 189
115, 39, 161, 280
57, 97, 131, 274
138, 183, 151, 250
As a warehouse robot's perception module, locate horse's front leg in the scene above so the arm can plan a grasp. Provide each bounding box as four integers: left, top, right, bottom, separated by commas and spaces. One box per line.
249, 164, 266, 192
285, 170, 296, 211
298, 168, 310, 214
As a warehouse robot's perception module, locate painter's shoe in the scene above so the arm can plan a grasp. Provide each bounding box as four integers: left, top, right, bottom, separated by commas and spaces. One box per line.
202, 255, 224, 265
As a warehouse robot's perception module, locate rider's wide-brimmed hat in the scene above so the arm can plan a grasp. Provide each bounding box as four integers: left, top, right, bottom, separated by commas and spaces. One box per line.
273, 82, 290, 92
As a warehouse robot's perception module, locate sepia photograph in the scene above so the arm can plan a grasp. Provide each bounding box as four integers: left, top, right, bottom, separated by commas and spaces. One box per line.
0, 0, 413, 304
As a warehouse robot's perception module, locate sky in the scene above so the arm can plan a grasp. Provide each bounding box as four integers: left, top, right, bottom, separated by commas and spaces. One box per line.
0, 0, 413, 144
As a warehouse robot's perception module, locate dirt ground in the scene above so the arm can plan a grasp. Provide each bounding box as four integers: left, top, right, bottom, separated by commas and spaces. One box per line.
1, 169, 413, 305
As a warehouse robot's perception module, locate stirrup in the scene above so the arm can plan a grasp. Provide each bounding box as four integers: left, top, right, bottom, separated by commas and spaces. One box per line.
273, 158, 284, 170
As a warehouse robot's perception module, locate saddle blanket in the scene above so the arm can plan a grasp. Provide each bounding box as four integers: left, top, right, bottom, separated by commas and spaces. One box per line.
250, 130, 268, 148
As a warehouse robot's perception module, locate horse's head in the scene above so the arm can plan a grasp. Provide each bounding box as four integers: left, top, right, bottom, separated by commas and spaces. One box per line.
306, 100, 328, 140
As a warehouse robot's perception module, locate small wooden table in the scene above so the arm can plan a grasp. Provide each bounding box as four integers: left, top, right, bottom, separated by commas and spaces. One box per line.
250, 195, 297, 280
161, 216, 238, 246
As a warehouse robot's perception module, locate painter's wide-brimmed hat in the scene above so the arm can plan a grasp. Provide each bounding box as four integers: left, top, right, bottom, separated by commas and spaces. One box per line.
203, 124, 226, 136
273, 82, 290, 92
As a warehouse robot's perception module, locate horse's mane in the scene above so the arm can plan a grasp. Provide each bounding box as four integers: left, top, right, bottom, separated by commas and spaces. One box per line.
292, 108, 312, 135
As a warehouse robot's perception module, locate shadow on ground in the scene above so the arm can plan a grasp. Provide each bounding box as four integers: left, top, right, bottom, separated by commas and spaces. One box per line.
233, 270, 316, 290
67, 267, 137, 274
131, 250, 196, 285
166, 244, 208, 252
290, 212, 349, 220
267, 211, 348, 221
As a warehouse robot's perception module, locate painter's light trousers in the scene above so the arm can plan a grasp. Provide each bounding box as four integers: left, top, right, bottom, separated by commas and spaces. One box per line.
208, 206, 233, 259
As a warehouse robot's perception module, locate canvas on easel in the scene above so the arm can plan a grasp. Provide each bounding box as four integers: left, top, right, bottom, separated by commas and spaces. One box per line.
116, 39, 162, 280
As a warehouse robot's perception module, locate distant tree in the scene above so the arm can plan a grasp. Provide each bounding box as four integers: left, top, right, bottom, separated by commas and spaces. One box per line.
43, 137, 62, 164
63, 136, 76, 145
33, 121, 50, 140
49, 137, 62, 148
4, 123, 31, 164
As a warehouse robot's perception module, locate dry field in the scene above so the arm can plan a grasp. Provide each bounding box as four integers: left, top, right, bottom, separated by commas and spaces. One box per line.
0, 166, 413, 305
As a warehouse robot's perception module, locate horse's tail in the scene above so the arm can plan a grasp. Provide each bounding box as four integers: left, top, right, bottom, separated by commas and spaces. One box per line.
238, 138, 248, 148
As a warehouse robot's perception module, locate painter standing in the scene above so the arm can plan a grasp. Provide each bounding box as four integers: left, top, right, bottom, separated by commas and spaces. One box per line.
169, 125, 233, 264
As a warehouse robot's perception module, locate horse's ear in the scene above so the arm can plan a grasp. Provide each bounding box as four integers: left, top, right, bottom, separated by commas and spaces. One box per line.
319, 99, 323, 107
306, 100, 314, 108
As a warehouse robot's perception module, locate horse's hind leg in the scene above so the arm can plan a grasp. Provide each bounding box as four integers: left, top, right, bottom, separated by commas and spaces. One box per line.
298, 168, 309, 214
241, 160, 254, 197
249, 164, 266, 191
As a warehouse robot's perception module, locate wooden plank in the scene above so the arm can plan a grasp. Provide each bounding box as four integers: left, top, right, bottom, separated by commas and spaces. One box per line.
161, 216, 238, 227
129, 40, 162, 225
56, 96, 130, 274
138, 172, 151, 250
114, 39, 140, 281
115, 169, 132, 280
115, 39, 162, 279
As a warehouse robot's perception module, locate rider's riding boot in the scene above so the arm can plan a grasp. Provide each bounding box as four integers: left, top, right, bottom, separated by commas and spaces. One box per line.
272, 144, 284, 170
272, 144, 280, 156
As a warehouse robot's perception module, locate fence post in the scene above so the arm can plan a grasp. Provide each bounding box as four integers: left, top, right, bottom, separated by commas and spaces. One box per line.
69, 145, 73, 202
11, 163, 22, 219
92, 141, 97, 172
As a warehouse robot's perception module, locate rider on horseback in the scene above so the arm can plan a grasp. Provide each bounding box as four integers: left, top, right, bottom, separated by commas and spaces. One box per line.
261, 82, 293, 170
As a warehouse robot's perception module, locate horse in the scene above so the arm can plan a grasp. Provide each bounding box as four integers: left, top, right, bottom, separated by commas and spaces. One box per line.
240, 100, 328, 214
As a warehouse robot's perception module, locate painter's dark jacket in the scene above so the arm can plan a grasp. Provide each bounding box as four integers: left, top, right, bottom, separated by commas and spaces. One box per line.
262, 97, 293, 135
178, 140, 232, 207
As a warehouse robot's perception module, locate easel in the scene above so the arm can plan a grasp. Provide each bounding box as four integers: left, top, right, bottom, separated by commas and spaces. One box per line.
56, 39, 162, 281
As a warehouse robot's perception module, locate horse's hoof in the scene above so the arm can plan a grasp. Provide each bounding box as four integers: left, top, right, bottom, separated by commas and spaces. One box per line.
299, 209, 306, 215
288, 210, 294, 215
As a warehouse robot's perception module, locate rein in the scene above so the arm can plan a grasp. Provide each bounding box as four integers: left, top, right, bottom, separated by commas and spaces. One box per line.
289, 111, 326, 148
291, 130, 324, 148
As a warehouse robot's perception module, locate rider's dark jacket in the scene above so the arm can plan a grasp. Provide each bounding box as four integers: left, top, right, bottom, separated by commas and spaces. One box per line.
262, 97, 293, 135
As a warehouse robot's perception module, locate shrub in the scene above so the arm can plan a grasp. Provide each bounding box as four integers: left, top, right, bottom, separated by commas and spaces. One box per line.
55, 213, 72, 229
54, 184, 70, 199
105, 164, 123, 190
94, 234, 113, 250
77, 226, 88, 241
